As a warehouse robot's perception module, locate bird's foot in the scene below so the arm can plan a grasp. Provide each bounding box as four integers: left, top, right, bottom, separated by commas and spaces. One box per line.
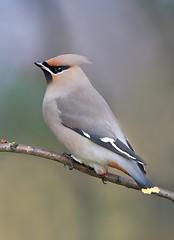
62, 152, 75, 170
98, 170, 108, 184
102, 174, 108, 184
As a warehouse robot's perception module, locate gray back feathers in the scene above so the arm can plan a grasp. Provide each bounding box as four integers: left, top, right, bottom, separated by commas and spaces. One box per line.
56, 85, 126, 141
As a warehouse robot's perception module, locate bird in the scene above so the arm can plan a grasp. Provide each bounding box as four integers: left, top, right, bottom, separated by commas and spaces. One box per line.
34, 54, 159, 194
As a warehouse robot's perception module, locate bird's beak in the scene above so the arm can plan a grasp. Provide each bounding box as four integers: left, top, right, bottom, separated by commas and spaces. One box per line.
34, 61, 50, 73
35, 60, 53, 83
34, 61, 44, 68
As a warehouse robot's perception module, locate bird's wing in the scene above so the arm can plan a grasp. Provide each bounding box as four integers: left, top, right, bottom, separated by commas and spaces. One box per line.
68, 127, 146, 171
56, 86, 119, 137
56, 86, 146, 167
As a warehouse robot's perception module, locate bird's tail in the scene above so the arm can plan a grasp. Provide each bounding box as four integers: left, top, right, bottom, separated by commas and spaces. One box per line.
121, 159, 160, 194
132, 170, 159, 194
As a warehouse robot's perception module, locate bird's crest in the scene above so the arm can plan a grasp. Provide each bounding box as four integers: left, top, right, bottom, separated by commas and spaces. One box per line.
46, 54, 91, 67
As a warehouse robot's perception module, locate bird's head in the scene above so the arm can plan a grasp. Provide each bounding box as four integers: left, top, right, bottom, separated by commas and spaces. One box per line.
35, 54, 91, 85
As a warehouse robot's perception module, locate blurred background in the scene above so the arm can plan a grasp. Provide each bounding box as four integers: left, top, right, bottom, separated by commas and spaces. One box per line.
0, 0, 174, 239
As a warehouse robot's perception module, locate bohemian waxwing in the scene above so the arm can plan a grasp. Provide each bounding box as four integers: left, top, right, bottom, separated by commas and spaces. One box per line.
35, 54, 159, 194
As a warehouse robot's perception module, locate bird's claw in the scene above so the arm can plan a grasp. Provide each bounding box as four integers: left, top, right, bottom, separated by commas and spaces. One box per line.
62, 152, 75, 170
102, 173, 108, 184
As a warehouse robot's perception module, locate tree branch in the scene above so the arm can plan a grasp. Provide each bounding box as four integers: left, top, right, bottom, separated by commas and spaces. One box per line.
0, 141, 173, 202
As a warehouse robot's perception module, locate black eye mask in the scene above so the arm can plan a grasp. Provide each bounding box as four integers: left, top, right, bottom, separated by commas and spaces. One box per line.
42, 62, 70, 74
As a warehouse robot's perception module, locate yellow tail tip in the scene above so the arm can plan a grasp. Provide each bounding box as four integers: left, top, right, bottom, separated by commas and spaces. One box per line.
141, 187, 160, 194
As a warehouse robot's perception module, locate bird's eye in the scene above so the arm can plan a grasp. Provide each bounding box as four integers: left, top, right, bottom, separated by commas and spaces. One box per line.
53, 67, 62, 73
57, 67, 63, 72
53, 67, 59, 73
52, 66, 69, 74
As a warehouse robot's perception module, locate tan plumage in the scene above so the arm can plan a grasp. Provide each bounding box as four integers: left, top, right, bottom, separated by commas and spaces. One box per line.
46, 54, 91, 66
35, 54, 159, 194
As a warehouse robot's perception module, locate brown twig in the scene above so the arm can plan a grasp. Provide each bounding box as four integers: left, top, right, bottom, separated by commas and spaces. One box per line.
0, 141, 173, 202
